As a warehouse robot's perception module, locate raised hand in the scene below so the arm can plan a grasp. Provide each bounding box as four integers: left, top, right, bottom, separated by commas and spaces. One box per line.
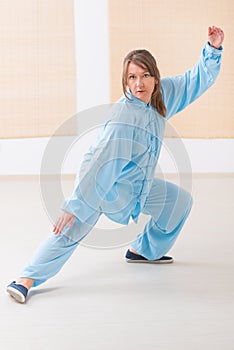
208, 26, 224, 49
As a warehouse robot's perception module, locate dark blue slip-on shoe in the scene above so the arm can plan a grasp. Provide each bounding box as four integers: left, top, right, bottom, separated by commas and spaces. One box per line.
125, 249, 174, 264
6, 281, 28, 303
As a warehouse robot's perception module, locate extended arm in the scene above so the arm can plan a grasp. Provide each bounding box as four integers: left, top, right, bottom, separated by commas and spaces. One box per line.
53, 120, 136, 233
161, 26, 224, 120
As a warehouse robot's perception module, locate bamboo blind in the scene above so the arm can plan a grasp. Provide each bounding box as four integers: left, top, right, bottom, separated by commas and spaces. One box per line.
0, 0, 76, 138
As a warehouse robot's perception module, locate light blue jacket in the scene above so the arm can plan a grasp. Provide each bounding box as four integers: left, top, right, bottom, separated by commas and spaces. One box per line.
62, 42, 223, 225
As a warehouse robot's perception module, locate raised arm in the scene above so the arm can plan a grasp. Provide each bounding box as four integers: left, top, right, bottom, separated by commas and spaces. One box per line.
161, 26, 224, 120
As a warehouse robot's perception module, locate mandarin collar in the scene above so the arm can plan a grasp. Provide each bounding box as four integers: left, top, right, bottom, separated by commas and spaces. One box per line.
126, 89, 151, 108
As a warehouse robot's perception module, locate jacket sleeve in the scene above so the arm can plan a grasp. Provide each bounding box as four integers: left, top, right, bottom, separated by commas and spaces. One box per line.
161, 42, 223, 120
61, 120, 135, 222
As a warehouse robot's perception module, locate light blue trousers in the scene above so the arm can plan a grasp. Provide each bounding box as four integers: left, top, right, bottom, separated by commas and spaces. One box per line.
20, 178, 193, 287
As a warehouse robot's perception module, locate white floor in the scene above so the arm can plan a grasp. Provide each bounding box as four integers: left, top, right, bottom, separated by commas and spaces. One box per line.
1, 174, 234, 350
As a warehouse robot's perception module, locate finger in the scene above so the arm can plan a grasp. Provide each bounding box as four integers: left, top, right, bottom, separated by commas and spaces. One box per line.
53, 223, 61, 234
53, 220, 60, 234
68, 216, 75, 227
219, 28, 224, 36
57, 218, 66, 234
54, 216, 64, 234
212, 26, 217, 34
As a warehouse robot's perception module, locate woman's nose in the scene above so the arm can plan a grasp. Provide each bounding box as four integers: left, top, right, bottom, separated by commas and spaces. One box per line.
136, 77, 143, 87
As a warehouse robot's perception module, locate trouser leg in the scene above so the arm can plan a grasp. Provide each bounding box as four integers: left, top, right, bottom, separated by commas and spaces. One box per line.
131, 178, 193, 260
20, 212, 101, 287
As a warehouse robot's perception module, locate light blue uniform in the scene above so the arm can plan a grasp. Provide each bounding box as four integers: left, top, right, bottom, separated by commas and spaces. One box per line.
21, 42, 222, 287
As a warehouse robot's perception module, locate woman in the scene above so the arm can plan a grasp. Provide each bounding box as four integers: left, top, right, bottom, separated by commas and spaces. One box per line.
7, 26, 224, 303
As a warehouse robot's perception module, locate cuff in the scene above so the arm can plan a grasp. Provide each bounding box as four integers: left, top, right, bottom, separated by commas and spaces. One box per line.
206, 41, 223, 54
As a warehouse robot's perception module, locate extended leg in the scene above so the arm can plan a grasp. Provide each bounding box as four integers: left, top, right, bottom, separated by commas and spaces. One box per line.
18, 212, 101, 288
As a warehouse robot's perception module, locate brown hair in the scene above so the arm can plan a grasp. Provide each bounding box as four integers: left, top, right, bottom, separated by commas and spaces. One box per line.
122, 49, 166, 118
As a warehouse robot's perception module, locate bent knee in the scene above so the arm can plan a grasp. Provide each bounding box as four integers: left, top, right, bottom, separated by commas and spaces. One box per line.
167, 183, 193, 208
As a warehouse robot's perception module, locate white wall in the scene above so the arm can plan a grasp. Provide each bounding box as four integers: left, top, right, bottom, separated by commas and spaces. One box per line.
74, 0, 110, 111
1, 136, 233, 175
0, 0, 233, 175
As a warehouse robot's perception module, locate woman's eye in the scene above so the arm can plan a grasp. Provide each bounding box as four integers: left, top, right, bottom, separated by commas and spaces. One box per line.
144, 73, 151, 78
129, 75, 135, 80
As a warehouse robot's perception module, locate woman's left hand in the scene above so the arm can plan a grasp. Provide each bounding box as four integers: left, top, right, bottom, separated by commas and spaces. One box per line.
208, 26, 224, 49
53, 211, 75, 235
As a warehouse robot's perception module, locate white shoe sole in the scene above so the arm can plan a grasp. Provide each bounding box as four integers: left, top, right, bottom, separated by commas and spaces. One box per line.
125, 257, 174, 264
6, 286, 26, 303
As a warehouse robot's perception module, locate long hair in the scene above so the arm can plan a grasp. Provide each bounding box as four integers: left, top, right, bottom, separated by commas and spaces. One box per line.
122, 49, 166, 118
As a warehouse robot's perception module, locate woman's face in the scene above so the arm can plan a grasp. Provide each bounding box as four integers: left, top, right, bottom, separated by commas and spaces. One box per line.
127, 62, 157, 104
